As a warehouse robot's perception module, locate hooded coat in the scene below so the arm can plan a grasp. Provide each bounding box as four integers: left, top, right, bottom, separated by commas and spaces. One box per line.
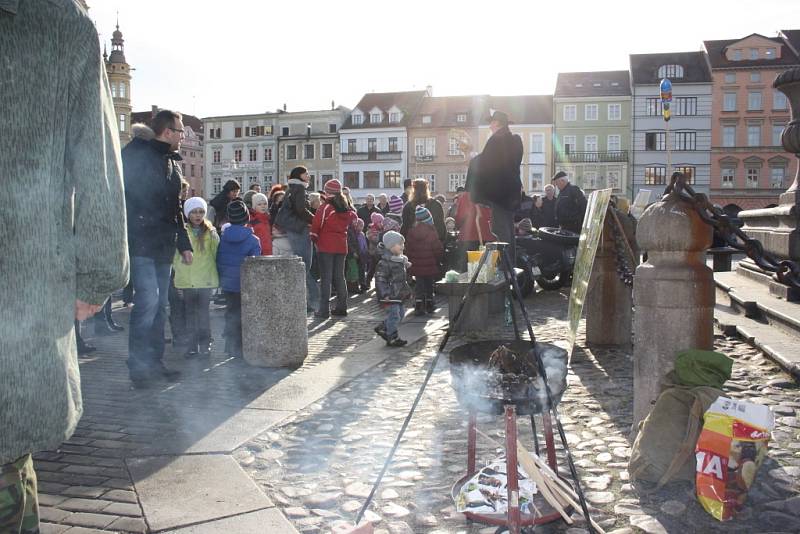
248, 209, 273, 256
405, 223, 444, 277
310, 196, 358, 254
216, 225, 261, 292
466, 127, 524, 211
0, 1, 129, 464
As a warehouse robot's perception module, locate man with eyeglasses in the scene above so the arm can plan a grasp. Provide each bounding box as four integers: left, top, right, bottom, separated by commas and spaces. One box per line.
123, 109, 193, 387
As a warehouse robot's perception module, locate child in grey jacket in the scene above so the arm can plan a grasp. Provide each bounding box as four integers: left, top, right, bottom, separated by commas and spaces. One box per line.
374, 231, 412, 347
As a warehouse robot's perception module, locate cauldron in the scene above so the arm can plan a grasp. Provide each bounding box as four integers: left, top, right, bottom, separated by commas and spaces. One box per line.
449, 340, 568, 416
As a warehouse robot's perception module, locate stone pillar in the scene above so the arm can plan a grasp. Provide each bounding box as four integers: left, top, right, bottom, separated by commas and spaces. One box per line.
632, 195, 714, 428
586, 212, 634, 347
241, 256, 308, 367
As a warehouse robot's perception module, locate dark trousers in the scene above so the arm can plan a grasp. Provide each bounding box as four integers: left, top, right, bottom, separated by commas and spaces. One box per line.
168, 275, 186, 344
223, 291, 242, 356
318, 252, 347, 314
183, 288, 212, 351
489, 203, 516, 268
414, 276, 435, 300
128, 257, 171, 374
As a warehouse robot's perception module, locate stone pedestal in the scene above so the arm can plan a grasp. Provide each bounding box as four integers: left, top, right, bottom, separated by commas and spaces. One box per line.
587, 212, 635, 347
241, 256, 308, 368
632, 196, 714, 428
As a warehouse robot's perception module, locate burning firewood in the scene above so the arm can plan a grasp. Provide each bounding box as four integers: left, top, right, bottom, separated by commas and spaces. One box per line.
487, 345, 539, 378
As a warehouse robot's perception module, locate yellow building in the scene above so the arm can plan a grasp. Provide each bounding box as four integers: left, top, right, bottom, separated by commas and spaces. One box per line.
104, 22, 132, 145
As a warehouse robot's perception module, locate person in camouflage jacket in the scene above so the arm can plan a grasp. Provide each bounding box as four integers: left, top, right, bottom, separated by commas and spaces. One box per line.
373, 232, 412, 347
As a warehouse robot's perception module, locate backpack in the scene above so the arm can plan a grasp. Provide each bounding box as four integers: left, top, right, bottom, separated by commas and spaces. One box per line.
274, 189, 307, 233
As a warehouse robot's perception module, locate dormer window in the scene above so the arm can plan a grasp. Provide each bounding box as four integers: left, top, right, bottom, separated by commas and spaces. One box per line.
657, 64, 684, 79
592, 82, 602, 87
456, 113, 467, 123
422, 115, 432, 124
734, 49, 742, 60
766, 47, 776, 59
575, 83, 583, 88
389, 112, 401, 123
611, 81, 620, 86
370, 113, 382, 124
352, 113, 363, 125
750, 48, 758, 60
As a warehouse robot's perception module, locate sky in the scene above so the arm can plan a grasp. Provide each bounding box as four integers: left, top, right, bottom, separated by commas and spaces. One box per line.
88, 0, 800, 119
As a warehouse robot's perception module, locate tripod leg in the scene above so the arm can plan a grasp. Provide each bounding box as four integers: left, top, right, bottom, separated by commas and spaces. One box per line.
500, 248, 521, 339
530, 413, 540, 456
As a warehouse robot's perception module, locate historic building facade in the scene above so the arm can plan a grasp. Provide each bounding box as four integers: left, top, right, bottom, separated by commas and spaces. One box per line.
630, 51, 713, 198
104, 22, 132, 145
704, 32, 799, 211
553, 71, 631, 195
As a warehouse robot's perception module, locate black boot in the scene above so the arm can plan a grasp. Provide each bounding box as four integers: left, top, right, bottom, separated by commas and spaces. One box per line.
413, 299, 425, 316
425, 296, 435, 314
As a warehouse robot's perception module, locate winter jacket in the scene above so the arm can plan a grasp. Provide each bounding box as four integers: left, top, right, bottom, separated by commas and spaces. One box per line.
216, 224, 261, 292
173, 226, 220, 289
122, 126, 192, 263
275, 179, 313, 233
310, 200, 358, 254
356, 204, 380, 231
248, 210, 273, 256
0, 2, 129, 464
467, 127, 524, 211
540, 196, 557, 228
209, 183, 239, 230
374, 244, 413, 302
400, 198, 446, 243
406, 223, 444, 277
555, 182, 588, 233
455, 193, 495, 243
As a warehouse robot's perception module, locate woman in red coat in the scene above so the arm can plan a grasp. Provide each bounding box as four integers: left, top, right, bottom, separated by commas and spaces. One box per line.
310, 179, 357, 319
406, 206, 444, 315
248, 193, 272, 255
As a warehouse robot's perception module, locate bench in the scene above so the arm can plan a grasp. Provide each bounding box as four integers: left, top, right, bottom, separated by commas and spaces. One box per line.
435, 268, 523, 332
707, 247, 738, 272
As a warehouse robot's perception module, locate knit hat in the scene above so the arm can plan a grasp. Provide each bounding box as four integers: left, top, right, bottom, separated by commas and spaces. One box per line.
388, 195, 404, 214
382, 230, 404, 250
415, 205, 433, 225
383, 217, 401, 232
324, 178, 342, 196
518, 218, 533, 233
370, 212, 385, 226
183, 197, 207, 218
243, 190, 257, 209
227, 199, 250, 225
251, 192, 268, 209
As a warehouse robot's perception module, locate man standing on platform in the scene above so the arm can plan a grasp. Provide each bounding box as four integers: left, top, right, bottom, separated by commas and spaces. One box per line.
552, 171, 588, 233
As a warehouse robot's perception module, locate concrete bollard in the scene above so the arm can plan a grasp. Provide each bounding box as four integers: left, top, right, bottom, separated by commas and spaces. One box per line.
586, 212, 634, 347
241, 255, 308, 367
632, 195, 714, 429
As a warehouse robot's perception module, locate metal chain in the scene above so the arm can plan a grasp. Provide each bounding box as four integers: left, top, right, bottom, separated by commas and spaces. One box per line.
664, 172, 800, 290
608, 210, 635, 288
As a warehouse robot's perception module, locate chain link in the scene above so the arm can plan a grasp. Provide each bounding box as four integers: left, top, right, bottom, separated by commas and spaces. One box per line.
608, 209, 635, 288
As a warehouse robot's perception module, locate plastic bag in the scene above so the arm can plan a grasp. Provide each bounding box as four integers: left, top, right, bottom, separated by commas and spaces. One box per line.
466, 249, 498, 283
455, 458, 537, 516
695, 396, 774, 521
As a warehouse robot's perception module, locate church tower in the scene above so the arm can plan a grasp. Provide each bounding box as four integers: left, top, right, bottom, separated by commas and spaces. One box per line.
105, 19, 132, 145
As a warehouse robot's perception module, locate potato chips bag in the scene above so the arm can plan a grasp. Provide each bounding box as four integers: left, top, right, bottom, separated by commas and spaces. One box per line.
695, 397, 774, 521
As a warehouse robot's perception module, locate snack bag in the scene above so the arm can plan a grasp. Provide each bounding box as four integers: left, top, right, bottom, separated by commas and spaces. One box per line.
455, 458, 537, 516
695, 397, 774, 521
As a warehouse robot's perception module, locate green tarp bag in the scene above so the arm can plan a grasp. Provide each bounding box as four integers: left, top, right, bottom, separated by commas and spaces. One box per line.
674, 349, 733, 389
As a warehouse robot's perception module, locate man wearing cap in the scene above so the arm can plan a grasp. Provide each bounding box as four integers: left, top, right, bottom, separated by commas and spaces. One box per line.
552, 171, 587, 233
466, 110, 523, 265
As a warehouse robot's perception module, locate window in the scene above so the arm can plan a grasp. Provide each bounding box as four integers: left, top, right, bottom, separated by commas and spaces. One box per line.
215, 127, 221, 139
456, 113, 467, 123
773, 90, 788, 110
249, 148, 257, 161
213, 175, 221, 194
734, 49, 742, 60
724, 73, 736, 84
448, 137, 462, 156
370, 113, 381, 124
584, 135, 598, 152
303, 144, 314, 160
563, 105, 576, 121
111, 83, 117, 98
367, 138, 377, 154
770, 166, 785, 188
563, 135, 576, 154
448, 173, 466, 192
674, 166, 695, 184
415, 137, 435, 157
329, 123, 337, 133
766, 47, 776, 58
119, 83, 126, 98
530, 172, 543, 191
531, 133, 544, 153
607, 134, 621, 152
213, 150, 221, 163
607, 103, 621, 120
747, 124, 761, 146
723, 92, 737, 111
644, 166, 667, 185
750, 72, 761, 83
281, 126, 289, 136
307, 174, 317, 191
645, 132, 666, 151
352, 114, 363, 125
722, 168, 735, 188
749, 48, 758, 60
344, 171, 359, 189
388, 137, 398, 152
583, 171, 599, 189
286, 145, 297, 160
748, 92, 762, 111
773, 122, 786, 146
607, 170, 620, 189
347, 139, 357, 153
585, 104, 598, 121
235, 127, 242, 138
646, 98, 662, 116
389, 112, 401, 124
675, 97, 697, 116
657, 64, 684, 78
675, 131, 696, 151
264, 174, 273, 186
364, 171, 380, 188
723, 126, 736, 147
248, 176, 258, 186
209, 128, 215, 139
422, 115, 431, 124
119, 114, 126, 133
322, 143, 333, 159
234, 149, 242, 162
746, 167, 759, 188
384, 170, 401, 189
264, 147, 273, 161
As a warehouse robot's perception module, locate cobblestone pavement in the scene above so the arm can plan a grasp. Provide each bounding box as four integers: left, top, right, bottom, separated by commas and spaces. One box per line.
235, 290, 800, 534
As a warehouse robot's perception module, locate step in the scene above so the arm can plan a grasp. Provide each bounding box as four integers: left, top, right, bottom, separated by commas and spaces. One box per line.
715, 271, 800, 336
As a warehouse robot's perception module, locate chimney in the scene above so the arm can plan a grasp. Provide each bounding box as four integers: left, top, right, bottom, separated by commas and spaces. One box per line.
426, 85, 433, 96
151, 104, 158, 118
283, 103, 287, 111
331, 100, 335, 110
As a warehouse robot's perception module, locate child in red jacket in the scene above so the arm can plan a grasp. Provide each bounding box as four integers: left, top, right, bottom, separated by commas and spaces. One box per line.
310, 179, 357, 319
248, 193, 272, 255
405, 206, 444, 315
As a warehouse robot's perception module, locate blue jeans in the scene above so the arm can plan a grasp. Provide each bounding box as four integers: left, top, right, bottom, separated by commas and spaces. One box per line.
384, 304, 405, 337
127, 256, 172, 374
287, 228, 319, 309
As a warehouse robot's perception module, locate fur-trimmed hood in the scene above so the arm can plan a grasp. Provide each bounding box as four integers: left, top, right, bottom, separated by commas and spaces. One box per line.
130, 123, 155, 141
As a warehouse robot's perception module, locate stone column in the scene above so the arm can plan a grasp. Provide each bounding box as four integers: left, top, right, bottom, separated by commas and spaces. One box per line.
586, 211, 635, 347
632, 194, 714, 428
241, 256, 308, 367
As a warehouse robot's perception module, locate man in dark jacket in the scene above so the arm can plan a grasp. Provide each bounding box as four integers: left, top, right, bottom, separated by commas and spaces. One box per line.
552, 171, 588, 233
466, 111, 523, 265
124, 110, 193, 386
357, 194, 379, 231
540, 184, 557, 227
